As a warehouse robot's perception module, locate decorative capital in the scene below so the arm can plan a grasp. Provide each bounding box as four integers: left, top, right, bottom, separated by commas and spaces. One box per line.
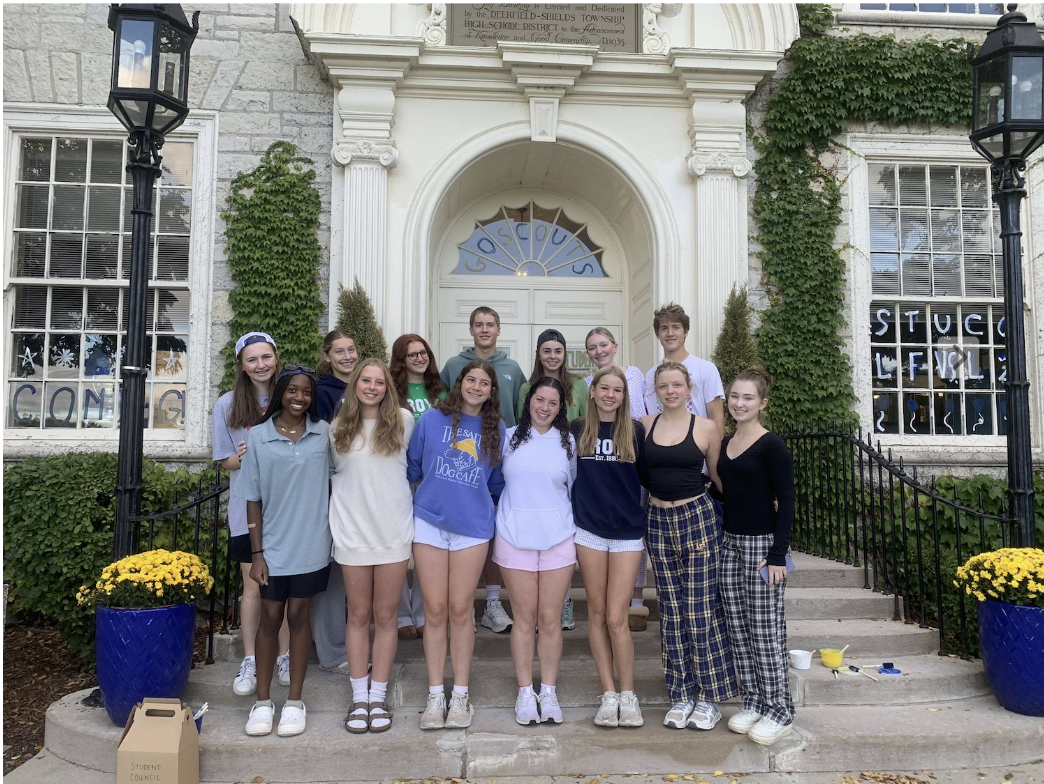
687, 151, 752, 179
417, 3, 447, 47
333, 140, 399, 169
643, 3, 682, 55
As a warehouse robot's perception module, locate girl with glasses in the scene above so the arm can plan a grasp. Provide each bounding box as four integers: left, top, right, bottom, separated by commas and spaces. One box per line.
329, 359, 415, 734
211, 332, 291, 699
237, 365, 333, 738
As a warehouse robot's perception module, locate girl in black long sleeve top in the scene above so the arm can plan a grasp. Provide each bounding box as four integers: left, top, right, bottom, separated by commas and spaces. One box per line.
714, 366, 795, 747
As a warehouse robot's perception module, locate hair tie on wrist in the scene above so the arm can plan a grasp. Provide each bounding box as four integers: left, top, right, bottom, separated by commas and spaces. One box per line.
252, 549, 263, 555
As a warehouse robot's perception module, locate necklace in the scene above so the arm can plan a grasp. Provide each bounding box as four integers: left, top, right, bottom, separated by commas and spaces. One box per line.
276, 418, 301, 434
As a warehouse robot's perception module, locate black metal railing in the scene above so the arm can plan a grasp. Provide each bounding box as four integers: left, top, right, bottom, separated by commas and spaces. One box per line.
129, 468, 238, 665
781, 424, 1020, 658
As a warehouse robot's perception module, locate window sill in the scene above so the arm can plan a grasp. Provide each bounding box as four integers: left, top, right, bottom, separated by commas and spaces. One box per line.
835, 10, 1044, 30
2, 437, 211, 463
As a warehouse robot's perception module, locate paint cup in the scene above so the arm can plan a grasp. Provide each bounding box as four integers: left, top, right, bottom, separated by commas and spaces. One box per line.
820, 648, 844, 668
789, 649, 813, 669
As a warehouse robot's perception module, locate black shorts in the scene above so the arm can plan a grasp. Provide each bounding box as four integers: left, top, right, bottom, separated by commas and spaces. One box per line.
258, 564, 332, 602
229, 534, 253, 564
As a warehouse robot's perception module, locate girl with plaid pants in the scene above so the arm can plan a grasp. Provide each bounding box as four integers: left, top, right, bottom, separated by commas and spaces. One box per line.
716, 366, 796, 746
641, 362, 738, 730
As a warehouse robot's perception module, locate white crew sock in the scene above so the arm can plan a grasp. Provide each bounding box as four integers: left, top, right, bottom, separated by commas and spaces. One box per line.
429, 684, 444, 696
452, 684, 469, 697
486, 585, 501, 603
519, 683, 534, 695
350, 676, 369, 704
539, 683, 556, 696
368, 680, 388, 704
630, 598, 644, 608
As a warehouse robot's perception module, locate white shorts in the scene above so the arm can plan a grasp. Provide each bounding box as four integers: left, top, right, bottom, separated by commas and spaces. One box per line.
412, 516, 490, 552
574, 527, 645, 553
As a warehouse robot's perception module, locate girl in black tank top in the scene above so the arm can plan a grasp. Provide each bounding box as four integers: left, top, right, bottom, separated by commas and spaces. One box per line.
639, 362, 736, 731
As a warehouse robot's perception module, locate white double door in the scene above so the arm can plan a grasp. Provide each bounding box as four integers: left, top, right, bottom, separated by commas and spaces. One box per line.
437, 285, 623, 377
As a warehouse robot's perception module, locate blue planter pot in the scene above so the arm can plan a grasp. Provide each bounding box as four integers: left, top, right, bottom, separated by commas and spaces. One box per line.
96, 603, 196, 726
978, 600, 1044, 717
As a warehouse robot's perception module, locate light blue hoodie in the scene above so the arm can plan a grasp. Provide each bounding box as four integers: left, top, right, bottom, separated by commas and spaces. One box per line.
407, 408, 506, 539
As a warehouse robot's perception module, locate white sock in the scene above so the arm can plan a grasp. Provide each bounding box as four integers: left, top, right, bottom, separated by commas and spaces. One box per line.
486, 585, 501, 603
539, 683, 556, 696
519, 683, 534, 695
630, 598, 644, 608
429, 684, 444, 696
350, 676, 369, 704
452, 684, 469, 697
620, 690, 634, 698
368, 681, 388, 704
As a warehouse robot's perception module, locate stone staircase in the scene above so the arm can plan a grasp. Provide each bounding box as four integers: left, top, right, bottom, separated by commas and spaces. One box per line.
24, 553, 1044, 783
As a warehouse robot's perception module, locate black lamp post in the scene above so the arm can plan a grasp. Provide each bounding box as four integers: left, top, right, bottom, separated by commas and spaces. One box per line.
968, 3, 1043, 547
107, 4, 198, 560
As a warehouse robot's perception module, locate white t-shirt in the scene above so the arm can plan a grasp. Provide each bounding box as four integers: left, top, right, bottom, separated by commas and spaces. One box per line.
644, 353, 725, 418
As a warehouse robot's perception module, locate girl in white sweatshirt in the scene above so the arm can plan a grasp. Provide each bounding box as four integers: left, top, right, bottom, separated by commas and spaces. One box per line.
493, 377, 578, 726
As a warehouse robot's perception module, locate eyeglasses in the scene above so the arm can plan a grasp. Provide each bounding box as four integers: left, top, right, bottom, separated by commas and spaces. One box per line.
406, 351, 429, 361
278, 364, 316, 380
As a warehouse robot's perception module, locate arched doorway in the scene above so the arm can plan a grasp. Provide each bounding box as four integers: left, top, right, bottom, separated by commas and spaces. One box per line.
417, 134, 666, 374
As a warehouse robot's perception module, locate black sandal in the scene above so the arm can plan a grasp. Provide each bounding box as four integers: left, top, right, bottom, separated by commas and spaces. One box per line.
368, 701, 392, 733
344, 701, 369, 734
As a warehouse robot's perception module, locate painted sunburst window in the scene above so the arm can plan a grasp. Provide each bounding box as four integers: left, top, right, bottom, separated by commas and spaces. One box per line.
454, 202, 606, 277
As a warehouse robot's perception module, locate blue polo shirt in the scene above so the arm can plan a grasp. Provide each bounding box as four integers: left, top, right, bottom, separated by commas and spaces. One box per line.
234, 416, 333, 577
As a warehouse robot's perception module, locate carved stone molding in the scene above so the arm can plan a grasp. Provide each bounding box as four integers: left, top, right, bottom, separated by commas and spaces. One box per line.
525, 88, 564, 143
333, 140, 399, 169
417, 3, 447, 46
686, 151, 752, 179
642, 3, 682, 55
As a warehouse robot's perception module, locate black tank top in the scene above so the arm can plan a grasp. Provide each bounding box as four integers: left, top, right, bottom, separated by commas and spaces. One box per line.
644, 414, 706, 501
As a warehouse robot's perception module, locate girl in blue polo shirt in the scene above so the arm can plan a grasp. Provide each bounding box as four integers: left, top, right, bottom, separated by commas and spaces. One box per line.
236, 365, 332, 739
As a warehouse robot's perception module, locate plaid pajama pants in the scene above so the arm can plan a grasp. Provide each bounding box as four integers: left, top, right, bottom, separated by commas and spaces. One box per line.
646, 495, 737, 704
719, 532, 794, 725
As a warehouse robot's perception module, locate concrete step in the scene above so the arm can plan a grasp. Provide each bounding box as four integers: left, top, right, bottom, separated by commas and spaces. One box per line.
786, 554, 867, 589
183, 653, 988, 713
782, 587, 896, 620
44, 688, 1044, 781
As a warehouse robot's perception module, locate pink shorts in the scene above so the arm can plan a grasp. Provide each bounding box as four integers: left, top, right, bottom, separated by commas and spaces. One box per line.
492, 532, 577, 573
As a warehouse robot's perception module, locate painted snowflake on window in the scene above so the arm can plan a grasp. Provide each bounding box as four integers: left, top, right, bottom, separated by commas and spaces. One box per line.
52, 348, 76, 368
454, 202, 606, 277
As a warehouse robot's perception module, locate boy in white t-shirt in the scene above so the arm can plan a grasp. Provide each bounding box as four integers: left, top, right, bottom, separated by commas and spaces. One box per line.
644, 302, 726, 438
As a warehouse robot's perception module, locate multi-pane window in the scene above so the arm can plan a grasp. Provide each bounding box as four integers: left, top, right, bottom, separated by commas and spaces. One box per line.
8, 135, 193, 431
867, 162, 1007, 436
858, 3, 1004, 12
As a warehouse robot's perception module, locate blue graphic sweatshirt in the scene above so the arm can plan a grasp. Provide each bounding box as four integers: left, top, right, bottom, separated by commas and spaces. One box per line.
407, 408, 506, 540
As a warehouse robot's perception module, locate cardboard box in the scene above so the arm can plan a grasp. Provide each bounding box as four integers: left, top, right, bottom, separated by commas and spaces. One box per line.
117, 698, 199, 784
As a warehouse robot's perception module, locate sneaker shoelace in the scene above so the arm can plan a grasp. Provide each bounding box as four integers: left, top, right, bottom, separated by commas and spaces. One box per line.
540, 691, 560, 709
517, 691, 537, 710
425, 693, 444, 711
238, 659, 256, 679
670, 700, 692, 714
694, 700, 716, 715
448, 692, 469, 713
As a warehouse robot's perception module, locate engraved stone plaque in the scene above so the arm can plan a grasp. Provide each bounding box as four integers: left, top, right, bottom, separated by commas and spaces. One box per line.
448, 4, 640, 53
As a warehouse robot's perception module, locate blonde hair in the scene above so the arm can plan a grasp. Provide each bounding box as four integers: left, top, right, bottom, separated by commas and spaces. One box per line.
579, 366, 636, 463
585, 326, 617, 348
331, 358, 406, 456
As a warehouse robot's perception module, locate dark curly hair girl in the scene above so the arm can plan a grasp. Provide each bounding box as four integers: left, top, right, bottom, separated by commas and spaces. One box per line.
437, 359, 503, 466
509, 376, 573, 459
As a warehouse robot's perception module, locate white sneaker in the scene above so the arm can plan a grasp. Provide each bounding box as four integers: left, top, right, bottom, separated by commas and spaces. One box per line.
663, 700, 694, 729
444, 691, 474, 728
233, 656, 257, 696
687, 700, 722, 730
276, 652, 291, 687
481, 599, 513, 634
560, 597, 575, 631
538, 690, 563, 724
728, 708, 763, 734
515, 689, 539, 725
244, 702, 274, 736
618, 691, 644, 728
748, 715, 793, 746
318, 661, 351, 675
594, 691, 619, 727
420, 692, 446, 730
277, 703, 307, 737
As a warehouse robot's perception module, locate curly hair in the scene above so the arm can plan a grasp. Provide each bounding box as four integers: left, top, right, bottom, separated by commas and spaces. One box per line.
389, 334, 442, 410
509, 377, 573, 459
437, 359, 503, 467
331, 358, 406, 456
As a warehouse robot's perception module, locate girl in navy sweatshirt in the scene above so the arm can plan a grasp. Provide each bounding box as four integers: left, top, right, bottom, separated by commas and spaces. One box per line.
571, 365, 647, 729
315, 330, 358, 420
407, 359, 506, 731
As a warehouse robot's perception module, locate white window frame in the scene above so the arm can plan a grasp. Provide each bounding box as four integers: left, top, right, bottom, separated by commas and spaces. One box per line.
847, 131, 1039, 451
3, 103, 217, 458
834, 2, 1044, 29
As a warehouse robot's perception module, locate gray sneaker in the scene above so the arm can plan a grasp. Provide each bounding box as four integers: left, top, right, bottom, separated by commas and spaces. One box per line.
419, 692, 446, 730
561, 597, 575, 631
444, 691, 474, 728
481, 599, 512, 634
618, 691, 644, 727
687, 699, 721, 730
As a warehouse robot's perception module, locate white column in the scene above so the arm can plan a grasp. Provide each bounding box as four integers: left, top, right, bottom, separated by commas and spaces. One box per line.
686, 150, 751, 360
332, 141, 398, 324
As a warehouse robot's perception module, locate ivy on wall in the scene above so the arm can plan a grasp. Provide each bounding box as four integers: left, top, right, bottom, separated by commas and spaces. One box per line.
752, 6, 972, 427
220, 142, 324, 390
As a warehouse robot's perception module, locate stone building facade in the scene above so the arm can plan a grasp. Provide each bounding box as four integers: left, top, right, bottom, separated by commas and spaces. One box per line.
3, 3, 1043, 475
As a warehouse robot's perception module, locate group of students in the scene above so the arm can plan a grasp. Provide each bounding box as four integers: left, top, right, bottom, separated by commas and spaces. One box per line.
211, 302, 795, 748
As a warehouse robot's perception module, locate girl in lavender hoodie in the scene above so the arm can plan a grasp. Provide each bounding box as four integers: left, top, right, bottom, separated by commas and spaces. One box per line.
407, 359, 506, 731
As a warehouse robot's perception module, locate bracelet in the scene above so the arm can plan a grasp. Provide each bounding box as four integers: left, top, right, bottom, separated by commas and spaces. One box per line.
251, 549, 263, 555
